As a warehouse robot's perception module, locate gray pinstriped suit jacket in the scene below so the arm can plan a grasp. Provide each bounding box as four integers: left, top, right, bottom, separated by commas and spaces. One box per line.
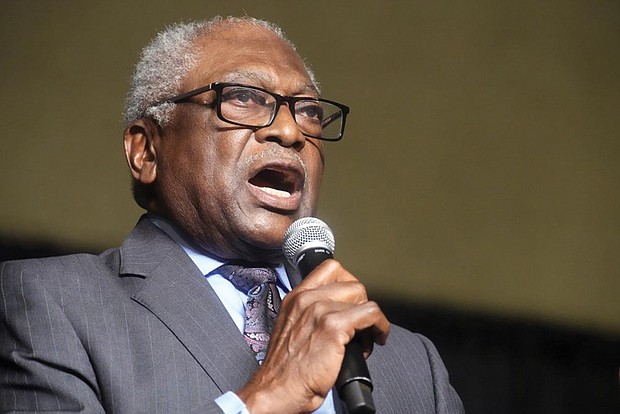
0, 218, 464, 413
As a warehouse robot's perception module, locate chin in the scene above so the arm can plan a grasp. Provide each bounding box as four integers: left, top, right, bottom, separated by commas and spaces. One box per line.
235, 212, 298, 260
250, 215, 291, 243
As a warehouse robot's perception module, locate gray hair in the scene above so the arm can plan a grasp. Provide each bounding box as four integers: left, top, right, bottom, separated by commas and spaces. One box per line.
123, 16, 318, 126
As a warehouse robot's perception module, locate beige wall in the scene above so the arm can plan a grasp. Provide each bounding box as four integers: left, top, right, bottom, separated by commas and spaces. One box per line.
1, 1, 619, 335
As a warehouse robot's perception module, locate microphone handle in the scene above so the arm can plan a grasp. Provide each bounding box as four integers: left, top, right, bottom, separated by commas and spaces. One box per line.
336, 341, 375, 414
295, 247, 376, 414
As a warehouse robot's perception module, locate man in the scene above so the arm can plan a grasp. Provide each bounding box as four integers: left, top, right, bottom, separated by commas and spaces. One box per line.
0, 17, 464, 413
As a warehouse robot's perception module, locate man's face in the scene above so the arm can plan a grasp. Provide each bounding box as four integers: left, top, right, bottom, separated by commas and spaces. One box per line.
151, 25, 325, 262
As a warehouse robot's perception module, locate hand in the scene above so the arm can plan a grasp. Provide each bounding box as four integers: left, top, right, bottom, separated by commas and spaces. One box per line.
236, 259, 390, 414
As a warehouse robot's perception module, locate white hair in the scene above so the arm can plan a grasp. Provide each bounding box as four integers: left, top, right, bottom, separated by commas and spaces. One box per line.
123, 16, 318, 126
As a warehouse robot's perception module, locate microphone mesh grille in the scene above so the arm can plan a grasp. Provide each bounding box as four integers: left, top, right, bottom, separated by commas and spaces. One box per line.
282, 217, 335, 264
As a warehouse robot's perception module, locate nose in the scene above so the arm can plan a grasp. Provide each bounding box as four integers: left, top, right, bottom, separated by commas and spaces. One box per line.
254, 103, 306, 150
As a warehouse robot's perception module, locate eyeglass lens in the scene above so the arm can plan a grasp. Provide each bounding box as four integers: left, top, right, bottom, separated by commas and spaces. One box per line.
219, 85, 343, 140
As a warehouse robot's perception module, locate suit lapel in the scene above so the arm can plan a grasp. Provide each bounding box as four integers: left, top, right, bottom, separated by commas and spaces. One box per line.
118, 217, 258, 393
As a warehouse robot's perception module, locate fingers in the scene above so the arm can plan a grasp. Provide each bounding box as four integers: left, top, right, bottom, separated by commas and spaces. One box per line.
237, 259, 390, 414
281, 280, 368, 319
281, 259, 368, 316
277, 259, 390, 355
294, 259, 358, 289
285, 299, 389, 348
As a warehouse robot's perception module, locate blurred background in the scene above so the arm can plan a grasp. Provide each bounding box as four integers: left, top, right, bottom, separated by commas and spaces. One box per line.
1, 1, 618, 412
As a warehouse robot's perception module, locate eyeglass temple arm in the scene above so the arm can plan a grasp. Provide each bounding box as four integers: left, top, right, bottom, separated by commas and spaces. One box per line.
156, 84, 216, 105
321, 111, 343, 128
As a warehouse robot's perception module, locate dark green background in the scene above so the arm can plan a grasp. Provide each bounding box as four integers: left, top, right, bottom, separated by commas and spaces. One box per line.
1, 1, 619, 337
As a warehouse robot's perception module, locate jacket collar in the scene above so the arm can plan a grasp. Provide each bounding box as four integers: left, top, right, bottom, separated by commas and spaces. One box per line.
119, 216, 258, 393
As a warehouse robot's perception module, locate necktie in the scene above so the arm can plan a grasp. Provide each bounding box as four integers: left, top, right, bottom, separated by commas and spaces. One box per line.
216, 264, 281, 364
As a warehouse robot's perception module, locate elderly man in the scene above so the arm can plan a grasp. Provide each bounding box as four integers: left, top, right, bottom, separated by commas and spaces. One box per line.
0, 17, 464, 413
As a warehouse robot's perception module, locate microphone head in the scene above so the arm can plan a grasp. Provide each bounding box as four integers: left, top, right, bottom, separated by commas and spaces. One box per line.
282, 217, 335, 266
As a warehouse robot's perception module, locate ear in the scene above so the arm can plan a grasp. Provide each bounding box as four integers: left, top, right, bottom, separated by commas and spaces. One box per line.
123, 119, 158, 184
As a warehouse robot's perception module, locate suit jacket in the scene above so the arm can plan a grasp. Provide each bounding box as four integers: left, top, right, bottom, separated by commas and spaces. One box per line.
0, 218, 464, 413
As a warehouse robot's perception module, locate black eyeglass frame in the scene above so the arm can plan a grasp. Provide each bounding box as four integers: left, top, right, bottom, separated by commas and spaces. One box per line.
153, 82, 350, 141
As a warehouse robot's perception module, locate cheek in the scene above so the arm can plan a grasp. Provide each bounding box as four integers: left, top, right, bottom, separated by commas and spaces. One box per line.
192, 147, 240, 207
304, 150, 325, 207
156, 134, 220, 208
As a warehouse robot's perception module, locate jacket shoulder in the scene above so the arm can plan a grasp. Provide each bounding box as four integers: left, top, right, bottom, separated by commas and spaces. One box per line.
368, 324, 465, 413
1, 248, 120, 277
1, 248, 122, 303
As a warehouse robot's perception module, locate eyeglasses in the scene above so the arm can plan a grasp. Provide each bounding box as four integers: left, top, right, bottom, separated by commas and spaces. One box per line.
155, 82, 350, 141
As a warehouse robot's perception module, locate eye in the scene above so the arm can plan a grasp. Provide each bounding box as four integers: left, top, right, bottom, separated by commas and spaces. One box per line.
296, 100, 324, 122
222, 87, 268, 107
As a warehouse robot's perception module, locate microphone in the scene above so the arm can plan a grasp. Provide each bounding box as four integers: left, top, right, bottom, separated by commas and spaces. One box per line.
283, 217, 376, 414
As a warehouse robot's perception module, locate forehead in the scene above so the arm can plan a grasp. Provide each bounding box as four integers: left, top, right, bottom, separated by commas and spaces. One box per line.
182, 24, 316, 95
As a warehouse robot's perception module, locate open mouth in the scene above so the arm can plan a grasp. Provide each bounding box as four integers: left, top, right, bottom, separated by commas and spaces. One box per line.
248, 167, 301, 198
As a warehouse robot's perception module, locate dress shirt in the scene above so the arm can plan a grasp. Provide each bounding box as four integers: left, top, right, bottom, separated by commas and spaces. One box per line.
149, 215, 336, 414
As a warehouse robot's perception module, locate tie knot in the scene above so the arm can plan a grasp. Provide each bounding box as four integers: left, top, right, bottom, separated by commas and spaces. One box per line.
216, 264, 278, 295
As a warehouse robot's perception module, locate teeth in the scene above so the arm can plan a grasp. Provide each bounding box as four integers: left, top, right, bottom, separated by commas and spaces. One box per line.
258, 186, 291, 198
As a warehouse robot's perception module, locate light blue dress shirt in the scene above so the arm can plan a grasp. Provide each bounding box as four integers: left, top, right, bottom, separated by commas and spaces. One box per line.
150, 216, 336, 414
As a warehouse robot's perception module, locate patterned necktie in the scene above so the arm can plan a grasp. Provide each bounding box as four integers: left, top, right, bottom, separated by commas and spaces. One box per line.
216, 264, 281, 364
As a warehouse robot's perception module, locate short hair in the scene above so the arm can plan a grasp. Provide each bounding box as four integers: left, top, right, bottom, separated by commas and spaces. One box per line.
123, 16, 318, 127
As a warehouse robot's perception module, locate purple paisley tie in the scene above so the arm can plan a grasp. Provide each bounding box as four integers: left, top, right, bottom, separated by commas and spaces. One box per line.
217, 264, 281, 364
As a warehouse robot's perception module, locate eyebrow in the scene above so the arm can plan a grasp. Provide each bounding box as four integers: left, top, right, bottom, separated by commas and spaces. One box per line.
219, 70, 319, 96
